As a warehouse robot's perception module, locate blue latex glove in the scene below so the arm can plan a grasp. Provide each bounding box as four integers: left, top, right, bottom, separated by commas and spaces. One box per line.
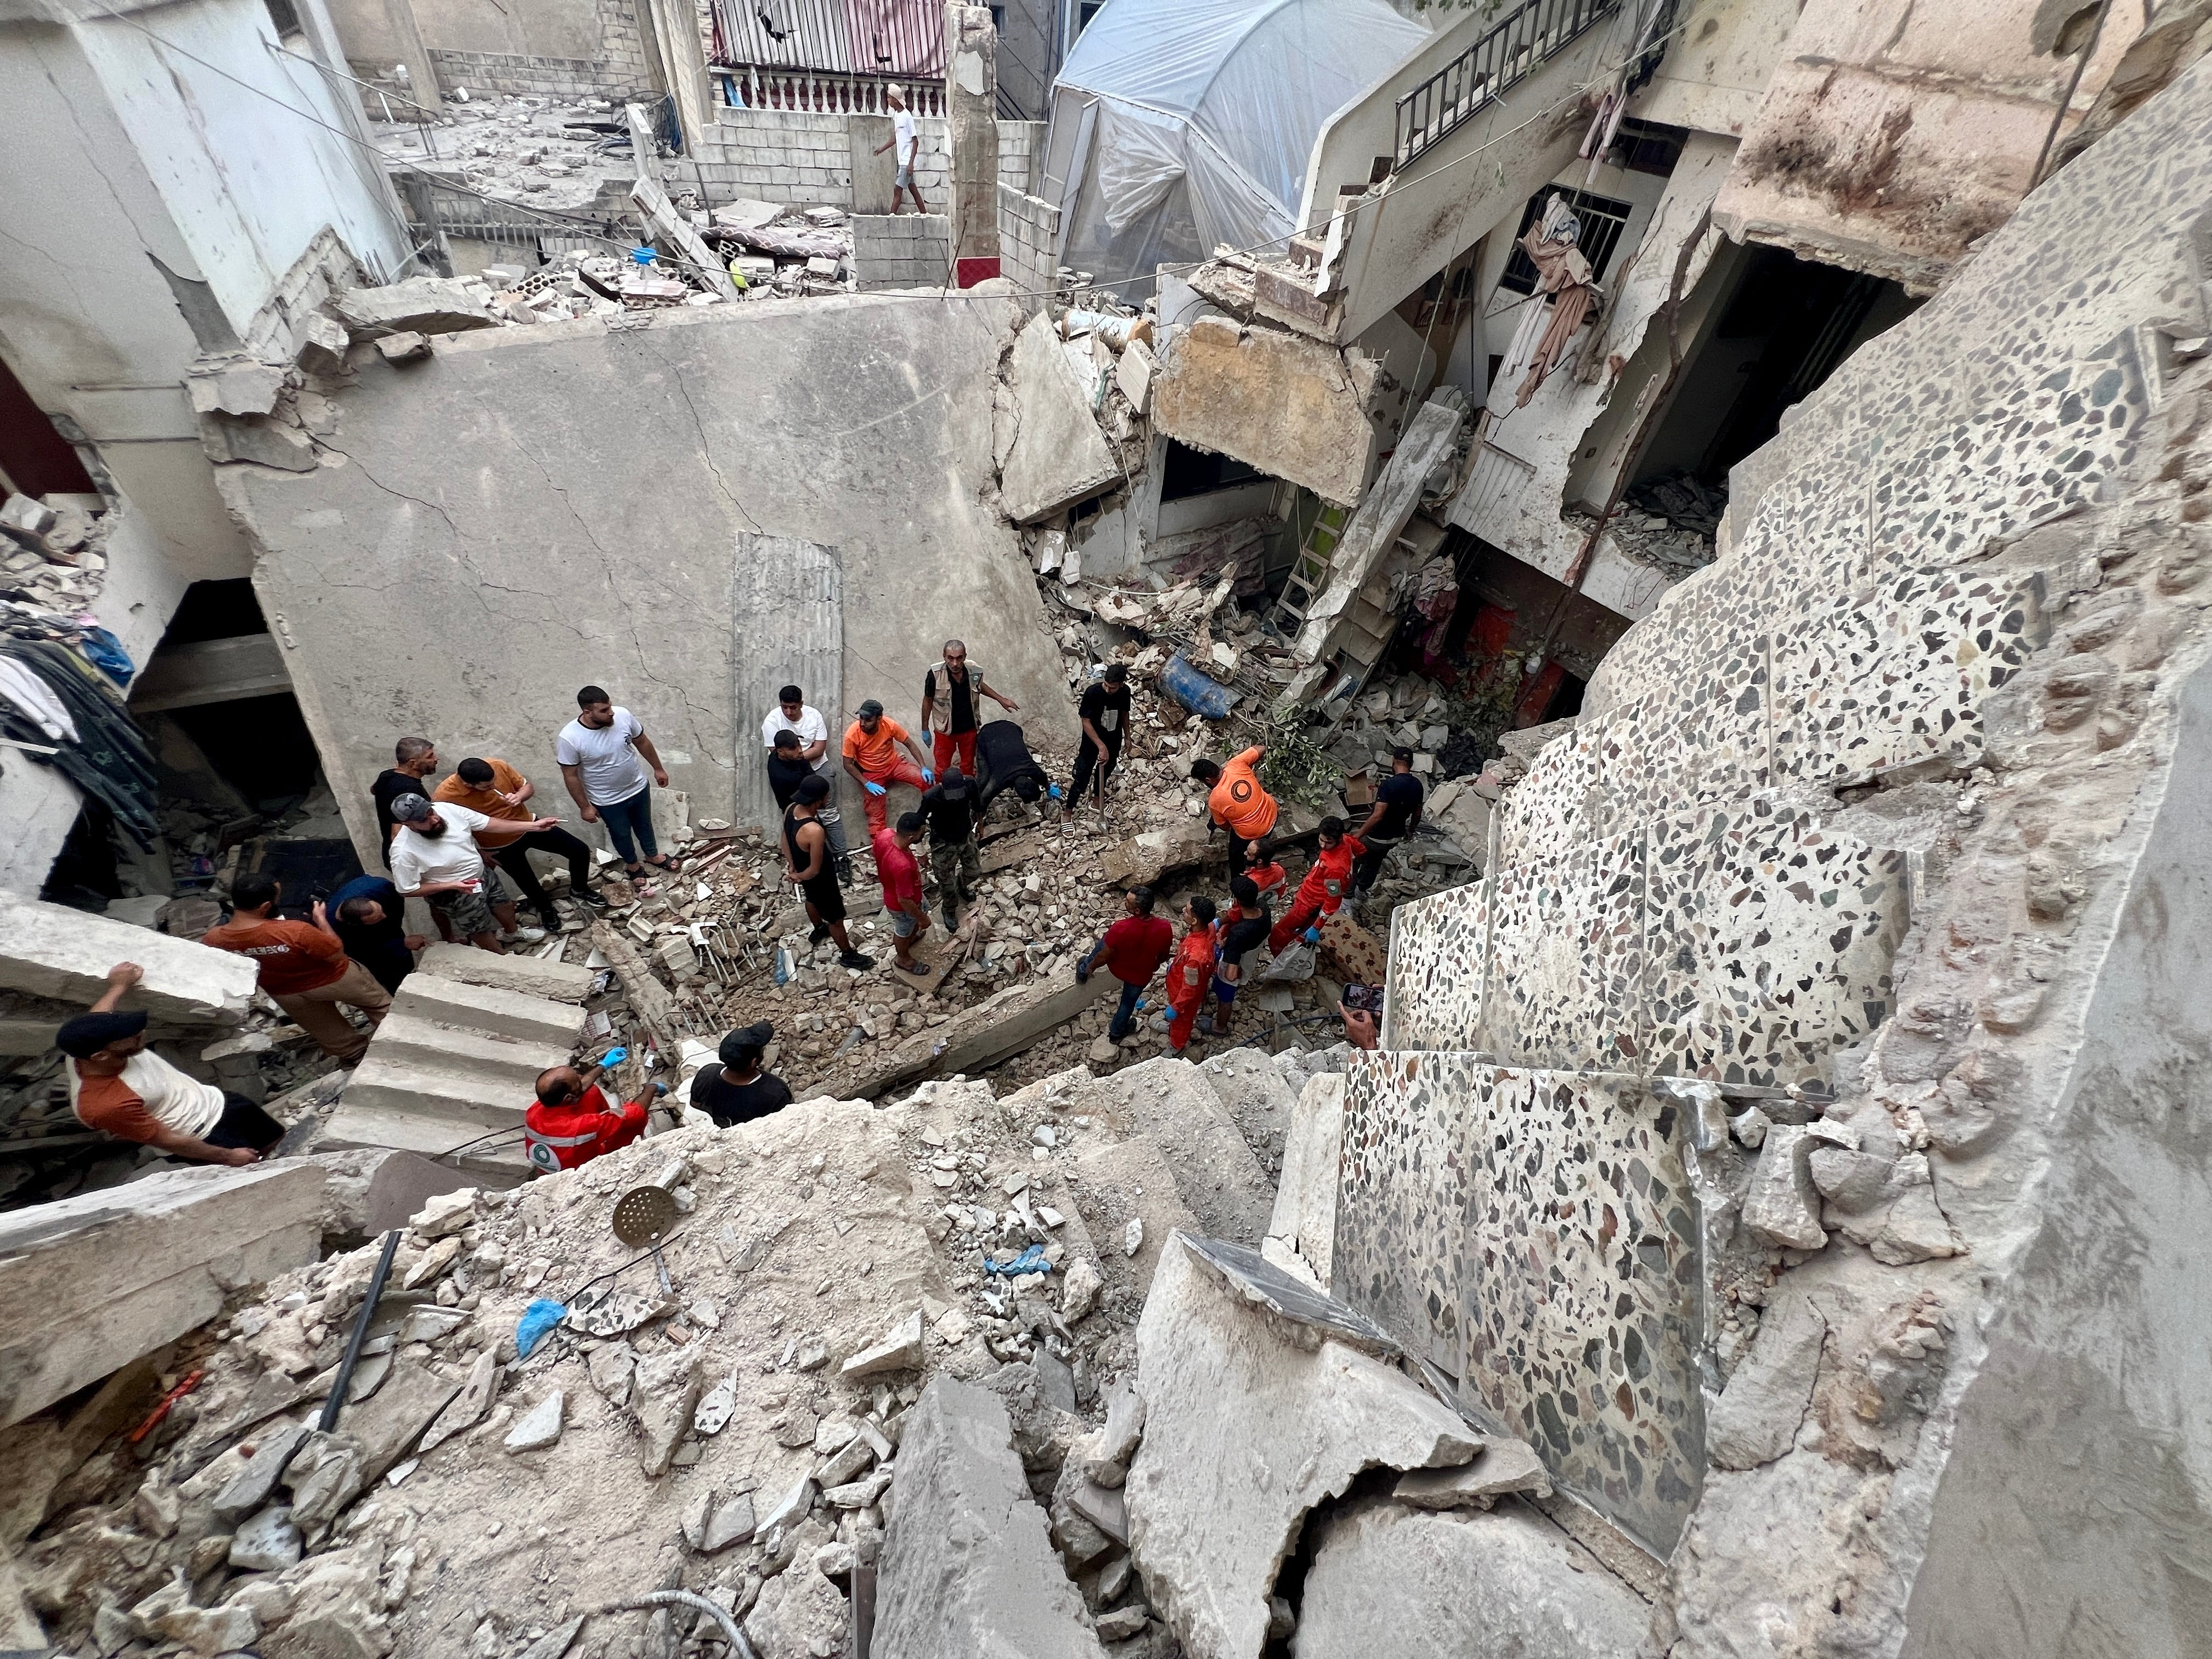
984, 1243, 1052, 1279
650, 1081, 669, 1097
515, 1297, 567, 1358
921, 769, 936, 785
1303, 927, 1322, 944
600, 1045, 629, 1067
1075, 963, 1090, 984
864, 781, 887, 797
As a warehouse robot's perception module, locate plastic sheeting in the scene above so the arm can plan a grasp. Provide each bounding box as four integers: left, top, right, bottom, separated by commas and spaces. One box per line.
1048, 0, 1427, 292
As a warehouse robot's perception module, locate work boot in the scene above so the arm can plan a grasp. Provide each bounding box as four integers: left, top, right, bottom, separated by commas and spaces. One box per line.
941, 901, 959, 930
838, 950, 874, 970
836, 856, 855, 888
809, 922, 831, 946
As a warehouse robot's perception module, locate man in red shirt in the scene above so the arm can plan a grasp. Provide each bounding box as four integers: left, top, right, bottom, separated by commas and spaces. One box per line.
1076, 885, 1175, 1045
202, 873, 390, 1062
524, 1064, 654, 1173
1269, 818, 1368, 952
1159, 895, 1218, 1054
874, 812, 933, 976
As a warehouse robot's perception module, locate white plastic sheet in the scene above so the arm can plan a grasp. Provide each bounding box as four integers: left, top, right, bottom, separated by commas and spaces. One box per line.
1048, 0, 1426, 292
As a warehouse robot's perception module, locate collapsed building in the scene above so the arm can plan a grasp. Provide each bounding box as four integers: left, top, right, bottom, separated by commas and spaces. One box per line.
2, 0, 2212, 1654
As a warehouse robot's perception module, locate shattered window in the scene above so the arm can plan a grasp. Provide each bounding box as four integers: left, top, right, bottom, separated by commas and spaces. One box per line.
1497, 187, 1633, 295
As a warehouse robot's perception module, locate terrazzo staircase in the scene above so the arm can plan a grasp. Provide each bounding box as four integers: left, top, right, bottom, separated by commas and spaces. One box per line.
318, 946, 595, 1177
1348, 227, 2163, 1553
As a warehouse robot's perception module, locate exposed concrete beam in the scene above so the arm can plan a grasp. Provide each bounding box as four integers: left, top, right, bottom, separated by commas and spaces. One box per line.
1152, 317, 1380, 508
0, 891, 257, 1025
0, 1161, 325, 1427
128, 633, 289, 712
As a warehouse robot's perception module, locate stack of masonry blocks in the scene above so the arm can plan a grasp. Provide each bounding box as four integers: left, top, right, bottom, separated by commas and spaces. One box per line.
852, 215, 952, 290
319, 944, 592, 1176
996, 184, 1060, 297
690, 114, 1036, 208
1357, 228, 2152, 1552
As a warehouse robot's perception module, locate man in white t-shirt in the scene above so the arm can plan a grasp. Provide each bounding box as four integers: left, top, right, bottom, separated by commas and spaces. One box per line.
762, 682, 851, 884
872, 83, 928, 215
557, 684, 673, 879
389, 793, 559, 950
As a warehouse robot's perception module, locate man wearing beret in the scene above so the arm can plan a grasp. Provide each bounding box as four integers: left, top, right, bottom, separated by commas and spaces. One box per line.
58, 964, 285, 1165
689, 1023, 795, 1128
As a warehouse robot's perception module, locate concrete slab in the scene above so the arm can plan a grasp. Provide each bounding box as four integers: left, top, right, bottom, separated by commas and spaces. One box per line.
366, 1012, 571, 1084
874, 1374, 1107, 1659
338, 1053, 531, 1130
1296, 1500, 1647, 1658
300, 1148, 489, 1249
1266, 1072, 1344, 1287
0, 1162, 324, 1426
1152, 317, 1378, 508
315, 1105, 531, 1178
0, 890, 257, 1026
999, 311, 1121, 524
225, 297, 1065, 874
1124, 1232, 1480, 1659
1069, 1057, 1273, 1245
415, 944, 594, 1003
390, 974, 586, 1047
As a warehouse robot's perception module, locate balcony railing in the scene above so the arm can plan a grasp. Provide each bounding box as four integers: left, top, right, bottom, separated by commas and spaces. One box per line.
1393, 0, 1620, 170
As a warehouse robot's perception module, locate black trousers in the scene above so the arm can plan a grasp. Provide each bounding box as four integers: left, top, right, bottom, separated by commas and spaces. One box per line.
207, 1092, 286, 1152
1069, 732, 1122, 803
1352, 834, 1401, 892
494, 826, 594, 919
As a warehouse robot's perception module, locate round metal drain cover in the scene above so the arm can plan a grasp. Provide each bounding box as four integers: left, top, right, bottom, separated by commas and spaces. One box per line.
612, 1184, 679, 1248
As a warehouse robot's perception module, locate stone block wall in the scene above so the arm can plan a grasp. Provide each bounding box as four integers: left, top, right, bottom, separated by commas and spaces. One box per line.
690, 112, 1036, 208
418, 0, 656, 98
996, 183, 1060, 297
852, 213, 952, 290
997, 119, 1045, 196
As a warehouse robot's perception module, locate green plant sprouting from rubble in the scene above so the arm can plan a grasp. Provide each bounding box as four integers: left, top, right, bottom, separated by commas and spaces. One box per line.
1256, 714, 1347, 809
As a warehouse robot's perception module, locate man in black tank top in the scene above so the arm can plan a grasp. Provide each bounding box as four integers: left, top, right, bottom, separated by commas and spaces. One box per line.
784, 776, 872, 969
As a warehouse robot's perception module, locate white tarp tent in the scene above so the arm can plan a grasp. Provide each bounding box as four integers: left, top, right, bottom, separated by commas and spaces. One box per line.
1044, 0, 1427, 294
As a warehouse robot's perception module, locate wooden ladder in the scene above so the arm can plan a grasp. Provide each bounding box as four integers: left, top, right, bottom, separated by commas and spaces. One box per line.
1267, 501, 1350, 641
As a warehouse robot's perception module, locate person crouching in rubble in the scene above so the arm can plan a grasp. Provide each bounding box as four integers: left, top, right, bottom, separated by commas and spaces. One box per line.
690, 1022, 795, 1127
1156, 895, 1218, 1056
1268, 817, 1367, 952
1203, 874, 1271, 1039
1190, 746, 1279, 877
842, 698, 934, 832
58, 963, 284, 1166
524, 1063, 655, 1173
783, 775, 874, 970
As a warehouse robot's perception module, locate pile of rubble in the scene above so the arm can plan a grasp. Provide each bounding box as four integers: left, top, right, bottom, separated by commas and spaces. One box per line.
6, 1041, 1380, 1659
0, 493, 115, 629
371, 96, 636, 213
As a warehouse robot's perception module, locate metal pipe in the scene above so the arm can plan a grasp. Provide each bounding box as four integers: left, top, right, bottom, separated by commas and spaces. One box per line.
319, 1227, 402, 1432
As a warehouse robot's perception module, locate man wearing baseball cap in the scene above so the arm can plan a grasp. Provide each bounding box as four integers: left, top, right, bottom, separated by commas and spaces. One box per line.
689, 1022, 795, 1127
841, 698, 934, 831
387, 792, 562, 952
57, 963, 284, 1165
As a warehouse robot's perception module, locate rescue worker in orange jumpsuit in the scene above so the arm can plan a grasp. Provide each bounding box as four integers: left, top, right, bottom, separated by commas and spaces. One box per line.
524, 1063, 657, 1173
1268, 817, 1367, 953
1161, 895, 1218, 1054
1189, 746, 1279, 877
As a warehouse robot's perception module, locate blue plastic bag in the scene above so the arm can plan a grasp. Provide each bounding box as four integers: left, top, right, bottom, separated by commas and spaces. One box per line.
515, 1297, 567, 1358
77, 627, 134, 687
984, 1244, 1052, 1279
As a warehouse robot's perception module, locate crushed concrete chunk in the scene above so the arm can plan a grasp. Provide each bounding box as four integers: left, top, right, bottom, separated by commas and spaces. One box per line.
229, 1503, 303, 1571
212, 1420, 311, 1521
1126, 1233, 1479, 1659
744, 1560, 848, 1659
1391, 1437, 1550, 1509
417, 1348, 497, 1452
874, 1375, 1107, 1658
1294, 1502, 1650, 1658
1060, 1256, 1104, 1323
633, 1350, 701, 1474
375, 331, 432, 363
1743, 1124, 1827, 1249
504, 1391, 565, 1452
1083, 1380, 1144, 1488
409, 1188, 477, 1239
842, 1310, 925, 1378
294, 312, 351, 374
330, 278, 496, 340
1707, 1291, 1827, 1471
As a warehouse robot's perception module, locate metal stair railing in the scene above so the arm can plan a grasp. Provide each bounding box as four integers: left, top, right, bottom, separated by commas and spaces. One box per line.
1392, 0, 1620, 170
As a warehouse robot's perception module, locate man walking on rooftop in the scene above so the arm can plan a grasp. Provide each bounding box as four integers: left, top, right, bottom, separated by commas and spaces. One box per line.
872, 83, 927, 215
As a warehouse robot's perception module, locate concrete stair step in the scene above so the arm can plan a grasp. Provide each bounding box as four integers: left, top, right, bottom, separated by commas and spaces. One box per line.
418, 943, 595, 1003
392, 973, 585, 1047
342, 1053, 530, 1130
317, 1104, 532, 1177
370, 1012, 571, 1085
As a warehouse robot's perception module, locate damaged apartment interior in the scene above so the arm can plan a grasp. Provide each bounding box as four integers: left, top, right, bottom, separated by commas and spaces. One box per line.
3, 0, 2212, 1651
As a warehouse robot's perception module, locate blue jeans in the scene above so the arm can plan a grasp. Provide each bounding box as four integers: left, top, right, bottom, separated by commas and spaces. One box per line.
1107, 977, 1145, 1041
597, 784, 658, 865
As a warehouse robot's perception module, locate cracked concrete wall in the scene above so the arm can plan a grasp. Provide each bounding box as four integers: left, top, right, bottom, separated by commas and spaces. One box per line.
220, 295, 1065, 869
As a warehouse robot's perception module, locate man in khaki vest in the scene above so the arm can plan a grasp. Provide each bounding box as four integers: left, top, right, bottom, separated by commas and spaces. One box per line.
919, 639, 1018, 778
